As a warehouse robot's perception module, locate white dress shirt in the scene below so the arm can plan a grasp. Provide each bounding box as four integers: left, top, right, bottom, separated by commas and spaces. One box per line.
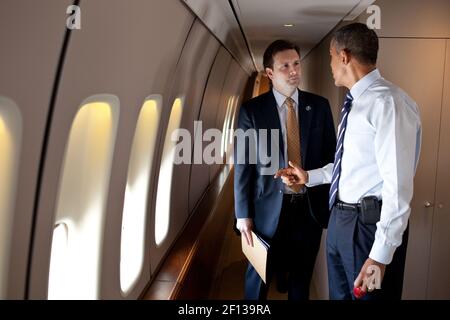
307, 69, 422, 264
272, 88, 303, 194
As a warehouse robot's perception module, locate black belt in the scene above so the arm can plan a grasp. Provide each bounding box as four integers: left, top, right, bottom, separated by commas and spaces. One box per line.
335, 199, 382, 212
283, 193, 306, 203
335, 200, 362, 212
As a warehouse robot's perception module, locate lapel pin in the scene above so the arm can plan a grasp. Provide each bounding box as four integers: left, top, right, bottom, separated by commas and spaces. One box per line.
305, 105, 311, 111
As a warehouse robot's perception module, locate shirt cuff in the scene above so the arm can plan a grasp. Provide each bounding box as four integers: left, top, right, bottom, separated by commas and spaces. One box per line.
369, 238, 396, 265
306, 169, 324, 187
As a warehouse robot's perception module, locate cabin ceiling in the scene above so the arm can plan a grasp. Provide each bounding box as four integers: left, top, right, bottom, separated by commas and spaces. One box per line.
233, 0, 376, 71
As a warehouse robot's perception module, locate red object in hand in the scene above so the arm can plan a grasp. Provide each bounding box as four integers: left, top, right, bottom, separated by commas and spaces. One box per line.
353, 286, 366, 299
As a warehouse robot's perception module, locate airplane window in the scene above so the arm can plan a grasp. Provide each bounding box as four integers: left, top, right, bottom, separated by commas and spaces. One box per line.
228, 96, 239, 145
155, 97, 184, 246
226, 95, 239, 163
48, 223, 69, 300
48, 95, 119, 299
0, 97, 22, 299
221, 96, 234, 157
120, 96, 161, 294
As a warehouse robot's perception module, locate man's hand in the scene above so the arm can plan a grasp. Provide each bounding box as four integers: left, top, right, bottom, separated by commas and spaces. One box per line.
274, 161, 309, 185
236, 218, 254, 247
354, 258, 386, 294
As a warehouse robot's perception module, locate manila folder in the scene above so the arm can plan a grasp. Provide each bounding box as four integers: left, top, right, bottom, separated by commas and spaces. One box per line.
241, 231, 269, 283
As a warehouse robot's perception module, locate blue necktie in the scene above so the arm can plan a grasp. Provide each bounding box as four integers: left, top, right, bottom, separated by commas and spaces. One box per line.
329, 92, 354, 210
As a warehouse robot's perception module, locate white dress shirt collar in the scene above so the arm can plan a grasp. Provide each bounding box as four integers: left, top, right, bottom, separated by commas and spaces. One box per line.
272, 87, 299, 109
350, 68, 381, 101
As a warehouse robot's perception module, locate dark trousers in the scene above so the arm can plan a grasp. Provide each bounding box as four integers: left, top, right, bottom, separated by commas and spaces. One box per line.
244, 194, 322, 300
327, 206, 409, 300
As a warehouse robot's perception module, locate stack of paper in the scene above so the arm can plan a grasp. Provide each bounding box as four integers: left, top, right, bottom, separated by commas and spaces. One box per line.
241, 231, 270, 283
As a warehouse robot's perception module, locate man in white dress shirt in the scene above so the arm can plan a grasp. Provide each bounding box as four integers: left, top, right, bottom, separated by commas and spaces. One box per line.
275, 23, 422, 299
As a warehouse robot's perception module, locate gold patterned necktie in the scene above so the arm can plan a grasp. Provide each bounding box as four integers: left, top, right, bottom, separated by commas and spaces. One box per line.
285, 97, 302, 193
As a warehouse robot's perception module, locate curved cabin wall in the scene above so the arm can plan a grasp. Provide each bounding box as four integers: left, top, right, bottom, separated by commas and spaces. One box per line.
28, 0, 196, 299
0, 0, 72, 299
210, 61, 248, 182
23, 0, 251, 300
0, 0, 251, 300
150, 19, 222, 271
188, 47, 232, 213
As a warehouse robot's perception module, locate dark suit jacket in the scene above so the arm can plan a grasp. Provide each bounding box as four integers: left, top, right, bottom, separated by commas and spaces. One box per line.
234, 89, 336, 240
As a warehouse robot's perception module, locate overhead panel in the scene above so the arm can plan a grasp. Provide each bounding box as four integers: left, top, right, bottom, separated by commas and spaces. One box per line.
182, 0, 255, 75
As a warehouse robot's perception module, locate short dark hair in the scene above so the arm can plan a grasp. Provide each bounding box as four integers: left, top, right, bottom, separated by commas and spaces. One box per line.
331, 23, 379, 65
263, 39, 300, 70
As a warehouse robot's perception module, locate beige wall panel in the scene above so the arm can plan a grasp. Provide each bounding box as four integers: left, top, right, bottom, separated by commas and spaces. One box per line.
0, 0, 72, 299
428, 40, 450, 299
377, 38, 446, 299
357, 0, 450, 38
210, 60, 248, 182
300, 47, 322, 95
149, 20, 221, 273
301, 35, 345, 128
188, 48, 232, 213
317, 40, 344, 127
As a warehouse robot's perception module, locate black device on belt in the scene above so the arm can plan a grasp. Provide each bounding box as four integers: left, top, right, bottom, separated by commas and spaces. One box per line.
336, 196, 381, 224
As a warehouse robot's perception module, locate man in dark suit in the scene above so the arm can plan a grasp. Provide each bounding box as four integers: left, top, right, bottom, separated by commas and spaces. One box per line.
234, 39, 336, 300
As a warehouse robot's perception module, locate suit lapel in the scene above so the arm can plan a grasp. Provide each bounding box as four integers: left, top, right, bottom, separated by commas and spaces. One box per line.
259, 91, 285, 167
298, 89, 312, 164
